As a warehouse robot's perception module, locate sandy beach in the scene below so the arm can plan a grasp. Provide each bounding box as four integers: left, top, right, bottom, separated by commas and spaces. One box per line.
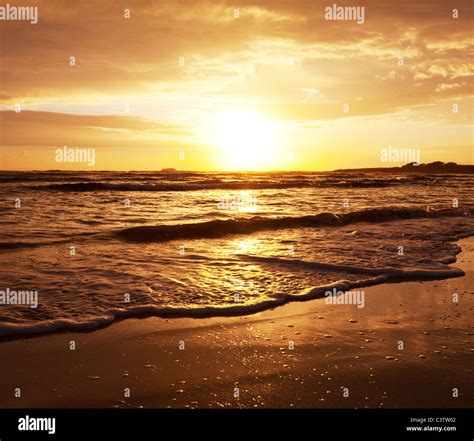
0, 236, 472, 409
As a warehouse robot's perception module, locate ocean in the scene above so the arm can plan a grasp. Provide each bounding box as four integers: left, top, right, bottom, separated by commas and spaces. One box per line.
0, 171, 473, 337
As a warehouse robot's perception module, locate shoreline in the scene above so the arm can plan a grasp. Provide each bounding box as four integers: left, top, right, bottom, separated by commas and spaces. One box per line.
0, 237, 472, 408
0, 230, 471, 341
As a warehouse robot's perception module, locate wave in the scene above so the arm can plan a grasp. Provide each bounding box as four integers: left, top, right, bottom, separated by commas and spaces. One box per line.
24, 176, 436, 192
117, 207, 473, 243
0, 239, 71, 250
1, 212, 471, 338
0, 171, 205, 184
0, 234, 103, 251
237, 254, 464, 279
0, 257, 464, 339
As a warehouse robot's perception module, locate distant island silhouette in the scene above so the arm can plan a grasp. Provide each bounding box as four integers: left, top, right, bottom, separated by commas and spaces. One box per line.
334, 161, 474, 174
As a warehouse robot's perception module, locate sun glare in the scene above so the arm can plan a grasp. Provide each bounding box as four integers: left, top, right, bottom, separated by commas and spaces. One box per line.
210, 111, 278, 170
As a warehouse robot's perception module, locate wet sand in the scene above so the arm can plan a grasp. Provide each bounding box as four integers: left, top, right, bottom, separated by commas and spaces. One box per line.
0, 237, 472, 409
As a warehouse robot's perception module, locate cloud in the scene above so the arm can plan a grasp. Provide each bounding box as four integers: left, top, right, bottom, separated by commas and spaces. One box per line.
0, 0, 472, 129
0, 110, 193, 147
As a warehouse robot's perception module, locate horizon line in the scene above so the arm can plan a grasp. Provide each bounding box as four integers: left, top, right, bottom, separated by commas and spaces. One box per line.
1, 161, 473, 174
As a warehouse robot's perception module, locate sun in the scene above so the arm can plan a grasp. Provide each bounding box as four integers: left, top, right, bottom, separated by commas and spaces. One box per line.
210, 111, 278, 170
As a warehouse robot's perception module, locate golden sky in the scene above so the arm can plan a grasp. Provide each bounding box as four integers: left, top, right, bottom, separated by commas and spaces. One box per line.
0, 0, 473, 170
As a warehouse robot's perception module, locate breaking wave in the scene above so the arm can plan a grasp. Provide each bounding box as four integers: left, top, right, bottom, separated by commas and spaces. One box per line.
117, 207, 472, 243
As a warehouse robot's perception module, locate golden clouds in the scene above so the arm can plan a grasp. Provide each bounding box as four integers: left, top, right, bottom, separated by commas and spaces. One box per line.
0, 111, 192, 147
0, 0, 472, 169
